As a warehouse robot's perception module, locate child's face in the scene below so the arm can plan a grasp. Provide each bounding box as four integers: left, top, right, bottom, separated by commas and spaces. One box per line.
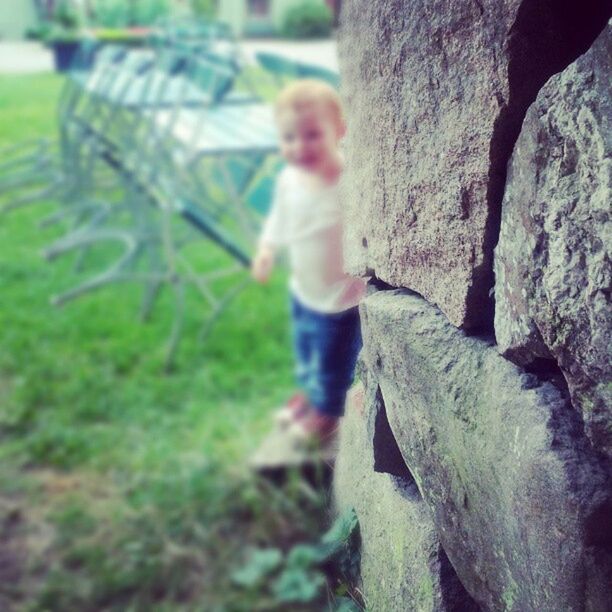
277, 104, 343, 175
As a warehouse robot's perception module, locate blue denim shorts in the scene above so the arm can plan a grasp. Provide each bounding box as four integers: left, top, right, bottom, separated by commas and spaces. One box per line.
291, 295, 362, 417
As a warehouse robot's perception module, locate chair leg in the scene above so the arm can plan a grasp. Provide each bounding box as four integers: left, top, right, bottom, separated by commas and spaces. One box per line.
72, 202, 113, 272
164, 277, 185, 372
198, 276, 251, 343
140, 246, 166, 322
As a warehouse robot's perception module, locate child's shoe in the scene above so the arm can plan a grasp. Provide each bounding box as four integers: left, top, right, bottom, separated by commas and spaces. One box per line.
274, 392, 310, 428
286, 408, 339, 449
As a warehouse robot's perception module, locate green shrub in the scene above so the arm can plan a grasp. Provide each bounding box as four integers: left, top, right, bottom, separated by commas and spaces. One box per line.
92, 0, 171, 27
231, 509, 361, 608
281, 1, 332, 39
54, 0, 81, 29
135, 0, 172, 26
92, 0, 129, 27
28, 1, 81, 41
24, 22, 53, 41
190, 0, 216, 18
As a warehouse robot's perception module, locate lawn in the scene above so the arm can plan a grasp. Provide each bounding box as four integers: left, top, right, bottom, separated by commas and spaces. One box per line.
0, 74, 355, 611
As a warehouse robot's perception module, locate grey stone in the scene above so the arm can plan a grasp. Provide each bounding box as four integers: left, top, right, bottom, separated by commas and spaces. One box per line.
334, 381, 478, 612
359, 289, 612, 611
494, 23, 612, 457
338, 0, 609, 328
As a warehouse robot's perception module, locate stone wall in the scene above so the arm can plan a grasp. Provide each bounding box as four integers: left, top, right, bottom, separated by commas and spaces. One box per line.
334, 3, 611, 610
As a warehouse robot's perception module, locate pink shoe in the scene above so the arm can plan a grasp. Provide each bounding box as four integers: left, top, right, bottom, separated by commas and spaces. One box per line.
274, 393, 310, 428
286, 409, 339, 448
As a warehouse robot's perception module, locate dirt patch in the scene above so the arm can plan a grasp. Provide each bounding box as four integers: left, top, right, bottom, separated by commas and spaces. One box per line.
0, 489, 54, 611
0, 497, 28, 610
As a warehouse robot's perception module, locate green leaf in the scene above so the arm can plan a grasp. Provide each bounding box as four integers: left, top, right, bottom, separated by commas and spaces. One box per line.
322, 508, 359, 545
272, 567, 326, 603
335, 596, 362, 612
286, 542, 337, 568
231, 548, 283, 588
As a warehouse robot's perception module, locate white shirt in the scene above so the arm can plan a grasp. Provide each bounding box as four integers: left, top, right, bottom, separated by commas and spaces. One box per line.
260, 165, 365, 313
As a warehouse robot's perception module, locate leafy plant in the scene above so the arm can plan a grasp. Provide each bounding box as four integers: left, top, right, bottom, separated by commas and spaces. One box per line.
92, 0, 171, 27
281, 1, 333, 40
335, 596, 362, 612
322, 506, 361, 583
54, 0, 81, 29
231, 508, 361, 607
24, 22, 53, 41
272, 566, 326, 604
135, 0, 172, 26
231, 548, 283, 588
39, 0, 83, 41
92, 0, 129, 27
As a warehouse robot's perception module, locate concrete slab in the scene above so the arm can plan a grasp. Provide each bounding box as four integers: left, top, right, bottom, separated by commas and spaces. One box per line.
249, 421, 337, 471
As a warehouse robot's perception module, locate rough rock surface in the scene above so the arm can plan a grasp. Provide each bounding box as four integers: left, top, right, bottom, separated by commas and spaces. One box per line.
494, 24, 612, 456
338, 0, 609, 328
334, 382, 478, 611
359, 290, 612, 611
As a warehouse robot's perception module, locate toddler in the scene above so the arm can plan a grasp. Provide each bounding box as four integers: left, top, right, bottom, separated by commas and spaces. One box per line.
251, 79, 365, 445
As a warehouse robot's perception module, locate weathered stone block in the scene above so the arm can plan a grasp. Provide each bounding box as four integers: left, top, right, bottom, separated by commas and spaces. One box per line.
494, 24, 612, 456
335, 382, 477, 611
338, 0, 609, 328
360, 290, 612, 611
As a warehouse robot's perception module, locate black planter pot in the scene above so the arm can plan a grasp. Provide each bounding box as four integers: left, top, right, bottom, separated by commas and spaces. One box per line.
51, 41, 82, 72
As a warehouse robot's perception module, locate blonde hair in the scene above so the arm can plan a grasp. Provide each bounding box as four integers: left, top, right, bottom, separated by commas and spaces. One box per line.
275, 79, 344, 130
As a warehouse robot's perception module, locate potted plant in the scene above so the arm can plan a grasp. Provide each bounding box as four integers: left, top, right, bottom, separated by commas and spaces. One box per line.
47, 30, 86, 72
44, 1, 85, 72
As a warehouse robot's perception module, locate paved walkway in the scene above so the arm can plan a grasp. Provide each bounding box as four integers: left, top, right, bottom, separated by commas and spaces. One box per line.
0, 39, 338, 74
0, 42, 54, 73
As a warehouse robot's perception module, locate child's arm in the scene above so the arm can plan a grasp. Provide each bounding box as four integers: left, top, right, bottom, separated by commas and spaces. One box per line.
251, 174, 285, 284
251, 242, 276, 283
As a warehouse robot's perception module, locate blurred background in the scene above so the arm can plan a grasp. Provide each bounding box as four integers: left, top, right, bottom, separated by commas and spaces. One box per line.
0, 1, 361, 610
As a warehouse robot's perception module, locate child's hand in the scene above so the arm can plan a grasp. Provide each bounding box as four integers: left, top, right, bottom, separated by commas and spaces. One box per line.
251, 246, 275, 283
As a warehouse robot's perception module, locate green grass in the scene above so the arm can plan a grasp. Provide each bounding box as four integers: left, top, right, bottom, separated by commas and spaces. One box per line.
0, 73, 347, 611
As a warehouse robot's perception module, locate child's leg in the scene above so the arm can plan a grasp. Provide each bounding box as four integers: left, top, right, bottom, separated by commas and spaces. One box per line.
274, 297, 316, 427
309, 306, 362, 419
291, 296, 314, 394
287, 304, 362, 443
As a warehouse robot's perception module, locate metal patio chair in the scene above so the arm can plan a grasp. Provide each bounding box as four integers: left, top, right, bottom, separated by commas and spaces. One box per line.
41, 39, 282, 367
4, 29, 347, 366
0, 41, 133, 216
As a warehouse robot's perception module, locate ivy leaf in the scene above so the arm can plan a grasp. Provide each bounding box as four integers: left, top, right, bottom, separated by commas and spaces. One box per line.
272, 567, 326, 603
335, 596, 362, 612
324, 508, 361, 583
322, 508, 359, 547
286, 542, 337, 568
231, 547, 283, 588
